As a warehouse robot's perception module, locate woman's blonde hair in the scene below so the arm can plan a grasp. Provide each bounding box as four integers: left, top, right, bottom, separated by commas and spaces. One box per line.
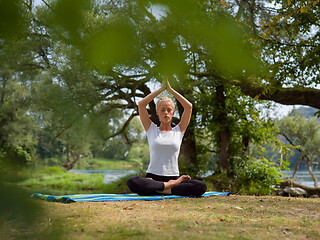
156, 97, 175, 111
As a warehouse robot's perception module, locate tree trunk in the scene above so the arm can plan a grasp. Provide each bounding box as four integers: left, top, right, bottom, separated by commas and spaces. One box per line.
62, 143, 73, 170
179, 109, 198, 175
71, 153, 81, 170
175, 90, 198, 175
215, 85, 232, 175
306, 159, 318, 188
62, 152, 81, 170
292, 154, 302, 178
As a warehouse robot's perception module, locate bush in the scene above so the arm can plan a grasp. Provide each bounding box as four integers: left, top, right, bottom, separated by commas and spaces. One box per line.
126, 142, 149, 168
234, 157, 284, 195
1, 145, 35, 166
206, 157, 286, 195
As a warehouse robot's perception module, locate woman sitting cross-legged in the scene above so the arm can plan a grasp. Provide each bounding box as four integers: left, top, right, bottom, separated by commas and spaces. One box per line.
127, 79, 207, 197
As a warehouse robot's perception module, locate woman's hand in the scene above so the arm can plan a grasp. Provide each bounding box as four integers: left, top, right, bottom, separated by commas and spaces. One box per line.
161, 79, 167, 90
166, 79, 173, 92
161, 78, 192, 135
162, 78, 173, 92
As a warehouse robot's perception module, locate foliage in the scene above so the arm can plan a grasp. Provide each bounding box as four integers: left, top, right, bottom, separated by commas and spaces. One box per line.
197, 83, 288, 179
234, 157, 285, 195
256, 0, 320, 88
18, 166, 103, 195
207, 154, 287, 195
0, 37, 39, 166
126, 142, 150, 169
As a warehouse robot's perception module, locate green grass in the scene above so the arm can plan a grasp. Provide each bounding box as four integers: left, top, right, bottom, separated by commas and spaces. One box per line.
16, 166, 135, 195
12, 157, 141, 195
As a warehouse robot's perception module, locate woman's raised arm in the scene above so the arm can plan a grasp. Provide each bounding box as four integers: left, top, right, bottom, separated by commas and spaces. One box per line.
138, 84, 165, 131
165, 80, 192, 135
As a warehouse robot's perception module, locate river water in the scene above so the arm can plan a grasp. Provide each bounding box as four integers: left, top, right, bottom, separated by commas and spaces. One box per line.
69, 169, 320, 187
69, 169, 136, 184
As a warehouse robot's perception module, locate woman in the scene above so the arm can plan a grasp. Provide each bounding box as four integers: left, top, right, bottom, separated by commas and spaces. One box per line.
126, 80, 207, 196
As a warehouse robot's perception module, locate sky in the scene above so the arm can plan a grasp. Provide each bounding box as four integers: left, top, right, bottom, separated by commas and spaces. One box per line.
34, 0, 42, 6
268, 104, 295, 118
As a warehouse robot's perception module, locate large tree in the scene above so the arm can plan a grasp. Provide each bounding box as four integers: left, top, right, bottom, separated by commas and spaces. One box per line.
3, 0, 312, 188
0, 0, 40, 167
29, 0, 285, 174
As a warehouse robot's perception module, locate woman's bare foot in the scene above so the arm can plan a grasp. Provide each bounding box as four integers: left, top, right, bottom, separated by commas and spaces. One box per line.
168, 175, 191, 185
157, 175, 191, 194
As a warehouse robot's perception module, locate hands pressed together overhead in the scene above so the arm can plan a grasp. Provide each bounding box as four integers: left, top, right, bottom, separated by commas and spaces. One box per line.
161, 78, 173, 92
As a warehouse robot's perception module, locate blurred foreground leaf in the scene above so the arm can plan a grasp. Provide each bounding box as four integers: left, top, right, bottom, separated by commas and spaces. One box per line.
84, 21, 136, 66
53, 0, 91, 39
0, 183, 42, 224
0, 0, 25, 37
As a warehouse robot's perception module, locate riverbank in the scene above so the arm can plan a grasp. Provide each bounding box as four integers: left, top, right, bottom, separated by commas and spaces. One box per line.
71, 158, 140, 171
3, 195, 320, 240
13, 158, 140, 195
16, 164, 320, 196
16, 166, 136, 195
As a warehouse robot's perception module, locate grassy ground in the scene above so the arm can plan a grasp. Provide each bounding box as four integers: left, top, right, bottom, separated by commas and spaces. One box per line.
2, 195, 320, 240
3, 160, 320, 240
4, 159, 319, 240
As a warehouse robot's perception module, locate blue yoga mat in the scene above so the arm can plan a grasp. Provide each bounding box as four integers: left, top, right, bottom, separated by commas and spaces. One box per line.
31, 192, 231, 204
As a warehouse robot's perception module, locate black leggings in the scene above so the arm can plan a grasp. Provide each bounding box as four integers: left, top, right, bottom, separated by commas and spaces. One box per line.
127, 173, 207, 197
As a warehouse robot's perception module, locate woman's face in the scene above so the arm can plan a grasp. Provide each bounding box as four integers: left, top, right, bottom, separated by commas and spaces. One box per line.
157, 101, 174, 124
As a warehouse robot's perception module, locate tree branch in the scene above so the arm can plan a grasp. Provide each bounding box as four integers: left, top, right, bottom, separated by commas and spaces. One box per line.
41, 0, 54, 11
240, 85, 320, 109
104, 112, 138, 141
192, 71, 320, 109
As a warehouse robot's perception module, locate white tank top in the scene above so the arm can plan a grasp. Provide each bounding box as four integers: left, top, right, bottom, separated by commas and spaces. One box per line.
146, 122, 183, 176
